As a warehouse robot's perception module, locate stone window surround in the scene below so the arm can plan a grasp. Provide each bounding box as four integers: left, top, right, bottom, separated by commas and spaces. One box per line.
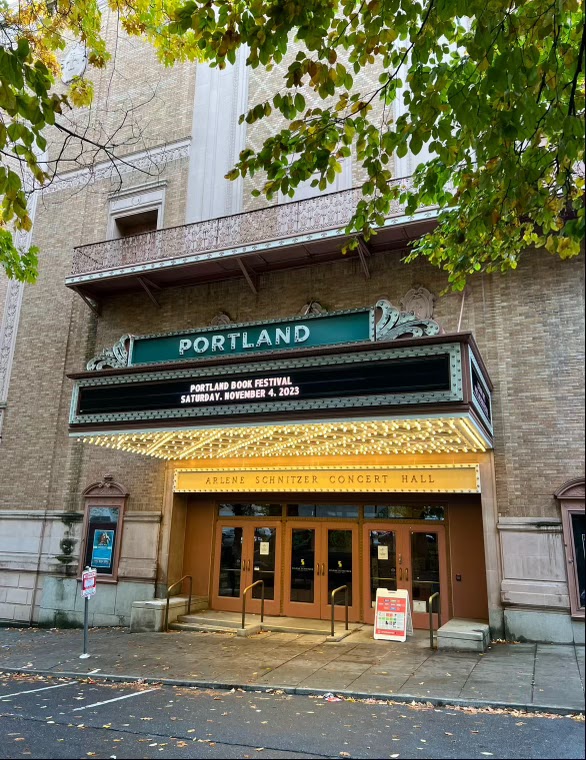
556, 478, 585, 619
107, 181, 167, 239
79, 476, 129, 583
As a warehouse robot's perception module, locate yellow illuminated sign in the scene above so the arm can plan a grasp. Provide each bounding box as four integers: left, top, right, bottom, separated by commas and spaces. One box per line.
174, 465, 480, 494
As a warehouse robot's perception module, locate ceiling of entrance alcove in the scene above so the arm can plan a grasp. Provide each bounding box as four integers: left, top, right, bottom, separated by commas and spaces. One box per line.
73, 415, 490, 461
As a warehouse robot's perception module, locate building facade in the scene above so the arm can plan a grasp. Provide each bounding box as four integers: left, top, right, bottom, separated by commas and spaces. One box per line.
0, 14, 584, 644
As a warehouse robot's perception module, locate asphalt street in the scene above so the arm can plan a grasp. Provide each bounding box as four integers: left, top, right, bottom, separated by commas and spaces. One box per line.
0, 673, 583, 760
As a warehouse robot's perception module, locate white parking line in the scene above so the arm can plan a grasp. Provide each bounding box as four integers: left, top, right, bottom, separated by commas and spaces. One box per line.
1, 681, 78, 700
72, 687, 159, 711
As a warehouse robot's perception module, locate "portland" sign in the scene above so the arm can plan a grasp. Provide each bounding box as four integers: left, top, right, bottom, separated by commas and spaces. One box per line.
128, 309, 374, 367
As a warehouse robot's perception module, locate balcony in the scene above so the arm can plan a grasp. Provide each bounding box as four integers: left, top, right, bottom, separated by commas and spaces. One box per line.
66, 179, 441, 304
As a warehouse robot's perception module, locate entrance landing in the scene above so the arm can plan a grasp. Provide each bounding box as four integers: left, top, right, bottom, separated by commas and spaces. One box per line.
170, 610, 363, 641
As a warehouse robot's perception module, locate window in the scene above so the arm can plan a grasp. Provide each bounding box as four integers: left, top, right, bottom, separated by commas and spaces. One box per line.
556, 479, 585, 618
107, 181, 166, 240
364, 505, 445, 521
80, 476, 128, 581
287, 504, 360, 519
218, 503, 282, 517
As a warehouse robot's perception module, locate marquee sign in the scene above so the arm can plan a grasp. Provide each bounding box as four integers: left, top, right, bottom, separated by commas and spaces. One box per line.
70, 343, 463, 427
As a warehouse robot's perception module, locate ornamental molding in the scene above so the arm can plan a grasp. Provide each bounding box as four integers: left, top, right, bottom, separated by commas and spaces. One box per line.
400, 286, 435, 320
298, 301, 326, 316
209, 311, 232, 327
86, 334, 131, 371
0, 164, 42, 438
554, 478, 585, 501
61, 44, 88, 84
375, 298, 440, 341
43, 139, 191, 196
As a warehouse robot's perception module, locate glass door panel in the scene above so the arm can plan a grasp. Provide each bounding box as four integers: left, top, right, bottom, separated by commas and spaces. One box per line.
218, 527, 243, 598
327, 529, 354, 606
406, 527, 448, 628
252, 527, 277, 600
369, 530, 397, 600
410, 531, 440, 605
362, 526, 398, 624
284, 525, 321, 618
290, 528, 316, 604
321, 524, 360, 622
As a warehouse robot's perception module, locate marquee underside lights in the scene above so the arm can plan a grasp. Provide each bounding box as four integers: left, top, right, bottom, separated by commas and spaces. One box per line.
72, 415, 490, 461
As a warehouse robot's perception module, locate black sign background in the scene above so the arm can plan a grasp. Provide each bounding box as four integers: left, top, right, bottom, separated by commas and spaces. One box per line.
76, 354, 451, 420
471, 364, 492, 424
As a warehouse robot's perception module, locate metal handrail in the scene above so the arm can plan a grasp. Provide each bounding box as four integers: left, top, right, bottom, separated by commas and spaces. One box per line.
164, 575, 193, 632
241, 580, 265, 630
330, 585, 349, 638
428, 591, 441, 649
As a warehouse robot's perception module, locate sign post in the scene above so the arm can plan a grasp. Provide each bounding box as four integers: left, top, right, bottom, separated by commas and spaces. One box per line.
373, 588, 413, 642
80, 567, 97, 659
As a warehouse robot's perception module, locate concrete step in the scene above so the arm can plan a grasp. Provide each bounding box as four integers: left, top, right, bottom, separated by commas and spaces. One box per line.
169, 622, 243, 634
183, 597, 209, 613
437, 618, 490, 652
177, 614, 242, 629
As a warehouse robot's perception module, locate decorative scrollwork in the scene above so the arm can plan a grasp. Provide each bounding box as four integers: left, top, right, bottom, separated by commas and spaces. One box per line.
298, 301, 325, 316
86, 335, 131, 371
375, 298, 440, 341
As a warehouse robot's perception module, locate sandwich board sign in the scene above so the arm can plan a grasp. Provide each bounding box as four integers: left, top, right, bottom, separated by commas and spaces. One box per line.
373, 588, 413, 642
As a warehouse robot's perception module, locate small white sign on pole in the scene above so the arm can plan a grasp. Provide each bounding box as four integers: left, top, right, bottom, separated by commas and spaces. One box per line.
373, 588, 413, 642
81, 568, 97, 599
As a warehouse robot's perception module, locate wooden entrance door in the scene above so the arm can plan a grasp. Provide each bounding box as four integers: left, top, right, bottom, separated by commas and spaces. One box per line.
363, 524, 448, 629
211, 522, 281, 616
283, 523, 360, 621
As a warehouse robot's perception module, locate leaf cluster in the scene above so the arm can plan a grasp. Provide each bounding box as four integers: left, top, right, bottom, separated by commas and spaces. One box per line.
158, 0, 585, 288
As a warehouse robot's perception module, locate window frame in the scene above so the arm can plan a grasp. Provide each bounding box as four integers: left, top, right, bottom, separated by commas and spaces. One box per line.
556, 479, 585, 619
78, 476, 128, 583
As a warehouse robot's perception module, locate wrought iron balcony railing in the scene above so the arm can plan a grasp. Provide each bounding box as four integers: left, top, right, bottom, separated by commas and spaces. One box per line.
66, 177, 442, 300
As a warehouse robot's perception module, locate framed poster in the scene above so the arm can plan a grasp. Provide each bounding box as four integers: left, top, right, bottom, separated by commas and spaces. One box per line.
374, 588, 413, 642
91, 529, 115, 568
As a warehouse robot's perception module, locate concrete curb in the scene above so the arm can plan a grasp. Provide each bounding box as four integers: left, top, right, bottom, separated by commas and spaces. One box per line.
0, 665, 583, 716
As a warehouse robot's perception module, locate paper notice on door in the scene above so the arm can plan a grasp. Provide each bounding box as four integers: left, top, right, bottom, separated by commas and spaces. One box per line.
377, 545, 389, 560
413, 600, 427, 613
259, 541, 270, 556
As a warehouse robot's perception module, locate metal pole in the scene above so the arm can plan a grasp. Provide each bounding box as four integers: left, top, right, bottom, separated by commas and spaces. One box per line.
80, 597, 90, 659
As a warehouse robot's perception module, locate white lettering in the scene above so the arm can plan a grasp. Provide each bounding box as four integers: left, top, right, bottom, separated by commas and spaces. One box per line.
242, 331, 254, 349
294, 325, 310, 344
227, 332, 240, 349
179, 338, 192, 355
193, 336, 210, 354
211, 335, 225, 352
275, 327, 291, 345
256, 329, 272, 347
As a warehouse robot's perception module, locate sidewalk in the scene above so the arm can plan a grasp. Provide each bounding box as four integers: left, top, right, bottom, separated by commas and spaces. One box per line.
1, 626, 584, 713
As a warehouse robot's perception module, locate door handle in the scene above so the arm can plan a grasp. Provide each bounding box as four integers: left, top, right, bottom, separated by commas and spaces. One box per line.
247, 559, 251, 572
399, 568, 403, 581
316, 565, 320, 577
321, 563, 325, 577
405, 568, 409, 581
241, 559, 245, 570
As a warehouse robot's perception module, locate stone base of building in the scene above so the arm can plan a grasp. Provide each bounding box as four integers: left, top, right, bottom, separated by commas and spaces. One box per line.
503, 607, 583, 644
38, 577, 155, 628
